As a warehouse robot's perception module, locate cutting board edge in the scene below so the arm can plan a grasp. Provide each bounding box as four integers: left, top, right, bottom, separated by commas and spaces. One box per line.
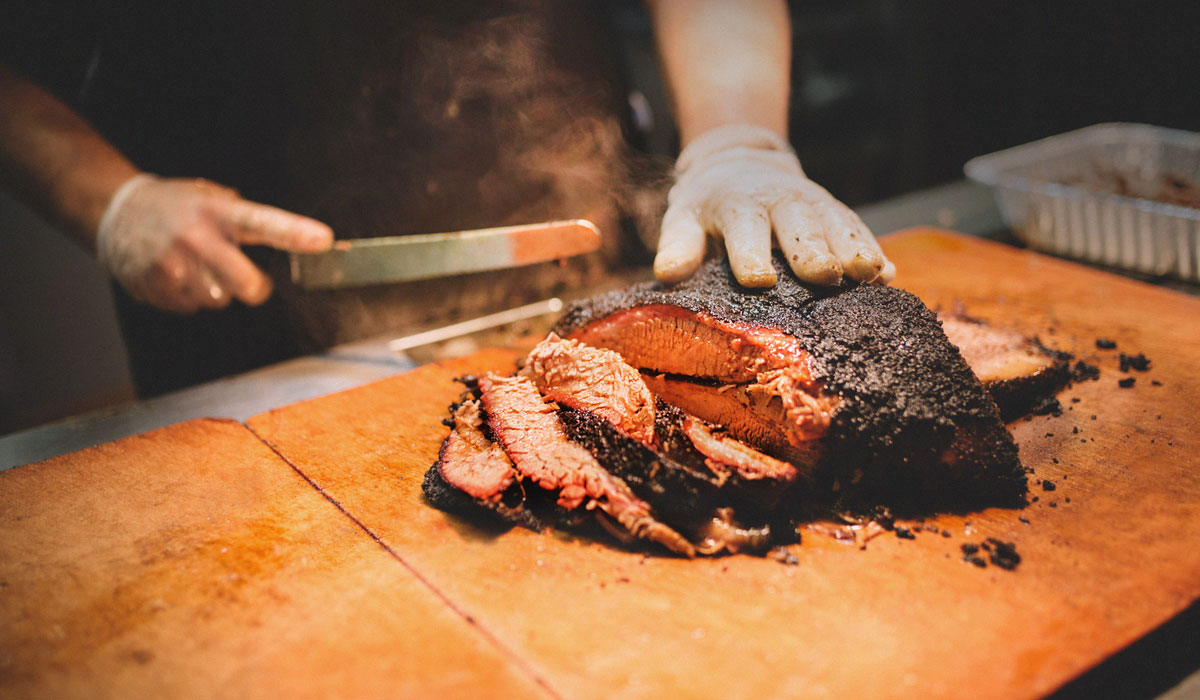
882, 227, 1200, 308
244, 346, 524, 428
2, 416, 245, 475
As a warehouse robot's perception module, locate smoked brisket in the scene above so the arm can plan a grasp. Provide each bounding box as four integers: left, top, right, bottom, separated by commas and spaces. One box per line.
938, 310, 1072, 421
477, 373, 694, 555
423, 397, 540, 531
426, 254, 1037, 557
553, 255, 1026, 511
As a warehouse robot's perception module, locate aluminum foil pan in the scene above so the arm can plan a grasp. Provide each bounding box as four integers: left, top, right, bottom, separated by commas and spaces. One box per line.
965, 123, 1200, 281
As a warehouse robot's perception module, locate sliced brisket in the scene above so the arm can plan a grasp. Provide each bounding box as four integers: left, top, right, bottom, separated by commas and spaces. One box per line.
568, 304, 812, 383
554, 254, 1025, 511
938, 311, 1072, 421
556, 405, 720, 527
678, 413, 798, 485
565, 302, 839, 454
437, 400, 517, 502
556, 406, 777, 555
423, 399, 536, 530
427, 255, 1038, 557
520, 334, 656, 444
521, 332, 800, 516
478, 374, 694, 556
642, 373, 833, 468
652, 400, 801, 514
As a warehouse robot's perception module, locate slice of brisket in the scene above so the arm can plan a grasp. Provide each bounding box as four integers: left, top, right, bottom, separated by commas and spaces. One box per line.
522, 332, 799, 518
520, 334, 657, 444
938, 310, 1072, 421
567, 304, 812, 383
478, 373, 695, 556
642, 374, 832, 469
652, 401, 800, 513
558, 406, 777, 555
423, 399, 536, 530
677, 412, 799, 485
553, 254, 1026, 512
437, 400, 517, 502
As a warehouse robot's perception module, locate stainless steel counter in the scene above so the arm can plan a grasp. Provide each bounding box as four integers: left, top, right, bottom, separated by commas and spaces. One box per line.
0, 344, 415, 471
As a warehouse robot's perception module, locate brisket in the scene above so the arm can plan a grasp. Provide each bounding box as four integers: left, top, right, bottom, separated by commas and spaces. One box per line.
554, 254, 1025, 511
938, 311, 1072, 421
437, 400, 517, 502
557, 406, 777, 555
565, 303, 839, 455
557, 405, 720, 527
568, 304, 813, 383
426, 255, 1038, 557
478, 374, 694, 556
642, 374, 832, 468
522, 332, 800, 517
520, 334, 657, 444
677, 413, 799, 485
423, 399, 536, 530
652, 400, 802, 514
558, 399, 799, 526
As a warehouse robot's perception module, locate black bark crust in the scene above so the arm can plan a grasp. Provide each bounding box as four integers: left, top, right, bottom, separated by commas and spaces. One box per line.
557, 405, 719, 527
555, 254, 1025, 512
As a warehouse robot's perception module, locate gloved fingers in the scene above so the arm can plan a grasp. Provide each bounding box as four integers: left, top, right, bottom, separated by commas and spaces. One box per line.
196, 237, 273, 306
145, 248, 236, 313
710, 192, 775, 287
213, 198, 334, 253
654, 205, 707, 284
136, 248, 202, 314
770, 198, 843, 285
840, 208, 893, 284
807, 194, 887, 284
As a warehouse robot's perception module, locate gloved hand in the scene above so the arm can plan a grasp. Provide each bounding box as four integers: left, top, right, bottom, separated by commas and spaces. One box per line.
654, 124, 895, 288
97, 174, 333, 313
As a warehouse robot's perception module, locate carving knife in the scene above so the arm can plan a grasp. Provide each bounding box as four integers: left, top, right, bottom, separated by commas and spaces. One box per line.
289, 219, 601, 290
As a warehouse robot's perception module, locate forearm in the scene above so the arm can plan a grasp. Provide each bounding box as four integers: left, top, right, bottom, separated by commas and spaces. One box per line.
0, 65, 140, 252
647, 0, 791, 146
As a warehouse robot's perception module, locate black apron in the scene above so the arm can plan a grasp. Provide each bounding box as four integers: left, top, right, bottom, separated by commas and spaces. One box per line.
4, 0, 638, 396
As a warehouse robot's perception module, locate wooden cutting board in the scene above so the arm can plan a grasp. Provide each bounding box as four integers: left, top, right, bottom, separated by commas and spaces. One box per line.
246, 229, 1200, 700
0, 418, 551, 699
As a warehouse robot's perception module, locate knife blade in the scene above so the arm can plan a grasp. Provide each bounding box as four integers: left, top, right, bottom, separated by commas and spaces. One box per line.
289, 219, 601, 290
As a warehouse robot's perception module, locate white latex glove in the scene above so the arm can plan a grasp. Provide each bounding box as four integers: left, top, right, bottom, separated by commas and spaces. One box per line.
97, 174, 333, 313
654, 124, 895, 288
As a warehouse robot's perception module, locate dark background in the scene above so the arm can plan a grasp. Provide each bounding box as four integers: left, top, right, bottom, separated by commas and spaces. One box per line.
612, 0, 1200, 207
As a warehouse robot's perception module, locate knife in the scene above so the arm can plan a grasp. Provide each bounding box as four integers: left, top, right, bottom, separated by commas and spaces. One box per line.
289, 219, 602, 290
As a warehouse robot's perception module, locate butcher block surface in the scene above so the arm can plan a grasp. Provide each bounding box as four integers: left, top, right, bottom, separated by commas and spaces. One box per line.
0, 419, 551, 699
3, 229, 1199, 699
